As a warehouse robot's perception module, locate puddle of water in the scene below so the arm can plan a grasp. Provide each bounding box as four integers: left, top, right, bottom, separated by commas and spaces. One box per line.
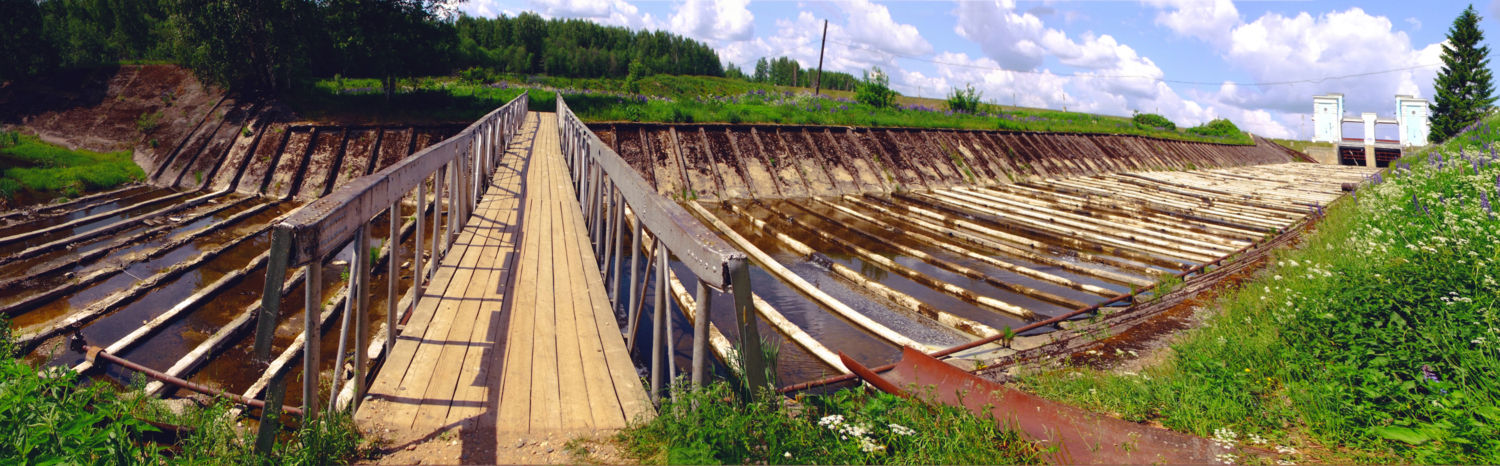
0, 187, 160, 236
7, 201, 289, 329
0, 189, 193, 255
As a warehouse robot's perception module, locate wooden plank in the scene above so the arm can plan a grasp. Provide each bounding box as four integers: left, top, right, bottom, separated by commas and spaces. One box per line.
493, 115, 543, 434
408, 145, 520, 431
550, 141, 596, 431
442, 126, 528, 429
527, 116, 563, 432
366, 117, 536, 429
556, 150, 626, 430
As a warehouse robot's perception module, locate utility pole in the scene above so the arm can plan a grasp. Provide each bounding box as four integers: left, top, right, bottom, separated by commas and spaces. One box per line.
814, 19, 828, 95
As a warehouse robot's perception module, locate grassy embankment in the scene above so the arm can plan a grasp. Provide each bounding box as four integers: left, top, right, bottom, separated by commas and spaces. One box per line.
1016, 121, 1500, 463
0, 320, 372, 464
0, 131, 145, 206
288, 74, 1253, 145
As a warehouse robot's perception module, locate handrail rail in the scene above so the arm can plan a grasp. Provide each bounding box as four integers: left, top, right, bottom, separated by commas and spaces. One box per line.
555, 95, 767, 399
251, 91, 529, 427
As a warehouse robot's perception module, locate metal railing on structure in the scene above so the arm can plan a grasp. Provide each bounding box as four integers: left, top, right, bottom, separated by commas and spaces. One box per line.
555, 95, 765, 402
246, 93, 528, 442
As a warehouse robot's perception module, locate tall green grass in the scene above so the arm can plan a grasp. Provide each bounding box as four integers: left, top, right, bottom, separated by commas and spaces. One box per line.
0, 319, 370, 464
0, 131, 145, 202
1017, 120, 1500, 464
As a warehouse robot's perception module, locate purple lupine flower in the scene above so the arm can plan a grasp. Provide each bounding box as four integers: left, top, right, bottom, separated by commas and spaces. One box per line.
1482, 191, 1493, 217
1374, 173, 1383, 184
1316, 202, 1324, 217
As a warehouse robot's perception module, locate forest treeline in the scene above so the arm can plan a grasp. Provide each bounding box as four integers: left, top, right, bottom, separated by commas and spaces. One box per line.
0, 0, 866, 96
733, 56, 860, 92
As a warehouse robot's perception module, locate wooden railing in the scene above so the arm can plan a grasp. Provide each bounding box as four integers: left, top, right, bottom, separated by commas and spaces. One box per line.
555, 95, 765, 401
250, 92, 528, 429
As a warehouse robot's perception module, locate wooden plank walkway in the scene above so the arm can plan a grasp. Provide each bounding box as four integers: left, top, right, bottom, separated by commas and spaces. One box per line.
356, 112, 651, 457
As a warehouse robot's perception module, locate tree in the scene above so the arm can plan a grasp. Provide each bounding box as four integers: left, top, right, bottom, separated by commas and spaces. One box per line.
1430, 4, 1497, 143
0, 0, 51, 82
172, 0, 312, 92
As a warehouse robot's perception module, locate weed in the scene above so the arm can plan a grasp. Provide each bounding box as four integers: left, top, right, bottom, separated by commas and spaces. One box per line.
243, 126, 253, 137
194, 171, 203, 186
620, 380, 1041, 465
149, 138, 158, 148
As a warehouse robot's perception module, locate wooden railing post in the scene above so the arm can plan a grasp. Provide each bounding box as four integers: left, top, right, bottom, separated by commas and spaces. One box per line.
728, 257, 766, 393
254, 370, 288, 454
651, 245, 667, 405
254, 226, 292, 359
414, 180, 425, 293
302, 259, 322, 418
353, 223, 371, 411
691, 280, 712, 389
386, 202, 398, 355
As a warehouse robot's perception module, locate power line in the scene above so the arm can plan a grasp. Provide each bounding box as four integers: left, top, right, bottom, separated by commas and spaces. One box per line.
826, 39, 1440, 87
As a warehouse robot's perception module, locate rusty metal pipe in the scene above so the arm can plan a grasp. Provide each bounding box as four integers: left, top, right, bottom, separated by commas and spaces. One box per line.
80, 343, 304, 416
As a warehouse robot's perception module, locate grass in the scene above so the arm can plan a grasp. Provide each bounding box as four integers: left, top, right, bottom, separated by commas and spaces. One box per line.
1014, 118, 1500, 464
1268, 138, 1335, 154
619, 381, 1042, 465
0, 319, 373, 464
0, 131, 146, 204
290, 74, 1253, 145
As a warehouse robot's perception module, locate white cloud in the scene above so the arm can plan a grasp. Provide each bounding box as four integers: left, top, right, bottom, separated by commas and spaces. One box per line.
527, 0, 661, 30
1144, 2, 1444, 137
1406, 17, 1422, 31
953, 0, 1139, 71
1145, 0, 1241, 48
669, 0, 755, 42
714, 1, 931, 80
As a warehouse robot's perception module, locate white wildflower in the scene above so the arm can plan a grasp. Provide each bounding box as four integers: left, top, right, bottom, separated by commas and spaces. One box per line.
889, 424, 915, 436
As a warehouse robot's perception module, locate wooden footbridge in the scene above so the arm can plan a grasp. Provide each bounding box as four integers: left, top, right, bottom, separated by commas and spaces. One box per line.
248, 94, 759, 451
4, 86, 1378, 460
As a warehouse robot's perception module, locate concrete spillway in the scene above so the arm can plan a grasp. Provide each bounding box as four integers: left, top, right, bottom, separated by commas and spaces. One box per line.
2, 109, 1360, 403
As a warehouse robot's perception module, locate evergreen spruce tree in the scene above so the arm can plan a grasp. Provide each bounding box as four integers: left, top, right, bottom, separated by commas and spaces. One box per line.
1430, 4, 1497, 143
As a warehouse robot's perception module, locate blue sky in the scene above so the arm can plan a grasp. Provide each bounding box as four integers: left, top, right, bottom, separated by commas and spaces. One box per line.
457, 0, 1493, 139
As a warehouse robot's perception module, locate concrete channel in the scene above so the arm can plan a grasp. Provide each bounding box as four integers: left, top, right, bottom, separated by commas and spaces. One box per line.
1, 114, 1374, 408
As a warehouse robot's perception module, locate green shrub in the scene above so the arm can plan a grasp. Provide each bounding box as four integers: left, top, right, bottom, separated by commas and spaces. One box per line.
856, 67, 897, 109
945, 83, 983, 114
1132, 112, 1176, 130
0, 318, 372, 465
136, 110, 163, 134
458, 66, 495, 84
1186, 118, 1241, 138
